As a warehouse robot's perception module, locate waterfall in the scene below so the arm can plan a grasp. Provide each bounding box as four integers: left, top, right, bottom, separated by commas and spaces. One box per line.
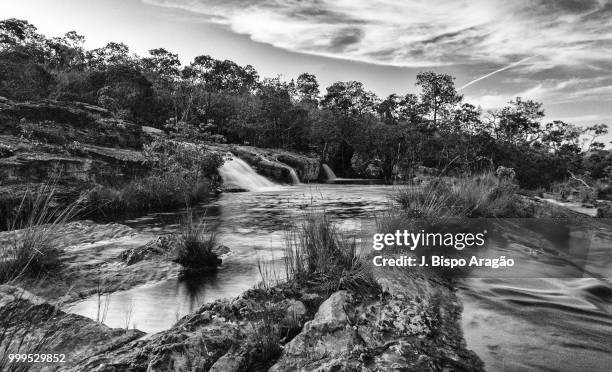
321, 164, 337, 181
288, 168, 301, 185
219, 157, 277, 191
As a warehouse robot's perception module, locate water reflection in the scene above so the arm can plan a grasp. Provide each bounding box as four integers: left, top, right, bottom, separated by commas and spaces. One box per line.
68, 184, 395, 333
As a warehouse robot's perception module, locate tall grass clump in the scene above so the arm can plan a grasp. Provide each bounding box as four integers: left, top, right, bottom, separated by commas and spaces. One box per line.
394, 172, 518, 221
173, 211, 220, 270
0, 184, 80, 284
284, 213, 378, 293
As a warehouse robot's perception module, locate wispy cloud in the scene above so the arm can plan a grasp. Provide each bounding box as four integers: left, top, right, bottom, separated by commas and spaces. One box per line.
142, 0, 612, 71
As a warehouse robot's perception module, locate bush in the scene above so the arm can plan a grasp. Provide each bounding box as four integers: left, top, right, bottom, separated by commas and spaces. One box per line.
284, 213, 378, 294
86, 173, 210, 218
173, 211, 220, 269
86, 139, 223, 218
394, 172, 519, 220
0, 184, 79, 283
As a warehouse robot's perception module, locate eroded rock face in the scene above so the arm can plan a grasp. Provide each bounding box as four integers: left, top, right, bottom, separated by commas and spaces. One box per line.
0, 99, 147, 149
229, 145, 320, 183
0, 136, 148, 186
0, 285, 144, 371
271, 270, 484, 372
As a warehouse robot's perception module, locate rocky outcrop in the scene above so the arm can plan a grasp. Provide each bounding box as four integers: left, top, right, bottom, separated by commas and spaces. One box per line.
7, 221, 181, 302
0, 98, 147, 149
229, 145, 320, 183
271, 268, 484, 371
65, 284, 317, 372
57, 264, 482, 371
0, 147, 147, 186
0, 285, 144, 371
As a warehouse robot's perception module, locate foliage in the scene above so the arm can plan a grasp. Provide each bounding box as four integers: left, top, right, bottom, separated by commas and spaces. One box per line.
394, 172, 519, 220
173, 211, 220, 269
1, 18, 610, 188
284, 213, 378, 294
0, 184, 79, 283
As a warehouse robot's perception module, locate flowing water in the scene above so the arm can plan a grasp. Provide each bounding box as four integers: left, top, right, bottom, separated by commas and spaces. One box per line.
457, 219, 612, 371
67, 165, 612, 370
217, 157, 278, 191
69, 183, 396, 333
321, 163, 337, 181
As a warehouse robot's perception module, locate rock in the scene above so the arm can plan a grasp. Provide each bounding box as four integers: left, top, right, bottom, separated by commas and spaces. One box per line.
209, 353, 246, 372
284, 299, 307, 322
272, 270, 485, 372
67, 317, 245, 372
228, 145, 320, 183
0, 285, 144, 371
270, 291, 356, 371
118, 235, 172, 265
0, 99, 148, 149
276, 153, 320, 181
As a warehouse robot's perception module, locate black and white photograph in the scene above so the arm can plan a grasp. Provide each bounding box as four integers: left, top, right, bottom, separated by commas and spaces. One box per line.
0, 1, 611, 371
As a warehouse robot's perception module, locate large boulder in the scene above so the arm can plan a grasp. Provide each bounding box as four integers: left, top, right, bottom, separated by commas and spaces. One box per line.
0, 285, 144, 371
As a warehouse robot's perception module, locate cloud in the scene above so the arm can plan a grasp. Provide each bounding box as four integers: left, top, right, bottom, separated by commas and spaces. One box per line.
141, 0, 612, 71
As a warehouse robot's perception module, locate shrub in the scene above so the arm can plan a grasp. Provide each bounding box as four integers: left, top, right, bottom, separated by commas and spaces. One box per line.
86, 139, 223, 218
0, 184, 79, 283
86, 173, 210, 218
394, 172, 519, 220
284, 213, 378, 293
173, 211, 220, 269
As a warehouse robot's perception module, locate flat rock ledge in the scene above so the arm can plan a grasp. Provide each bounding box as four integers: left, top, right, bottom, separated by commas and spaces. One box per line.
0, 285, 144, 371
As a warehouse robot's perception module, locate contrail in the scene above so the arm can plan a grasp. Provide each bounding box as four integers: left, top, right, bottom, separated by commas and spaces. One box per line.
459, 57, 532, 90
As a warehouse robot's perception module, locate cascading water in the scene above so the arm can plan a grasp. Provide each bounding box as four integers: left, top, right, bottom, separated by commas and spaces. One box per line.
288, 168, 301, 185
218, 156, 277, 191
321, 164, 337, 181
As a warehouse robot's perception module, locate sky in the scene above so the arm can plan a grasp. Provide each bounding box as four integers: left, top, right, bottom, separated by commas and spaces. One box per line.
1, 0, 611, 137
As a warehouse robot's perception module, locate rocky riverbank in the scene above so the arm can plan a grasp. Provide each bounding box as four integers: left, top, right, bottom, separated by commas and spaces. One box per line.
1, 244, 484, 371
0, 98, 324, 228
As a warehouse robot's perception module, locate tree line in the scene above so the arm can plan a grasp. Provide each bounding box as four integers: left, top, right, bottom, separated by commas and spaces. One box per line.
1, 18, 610, 188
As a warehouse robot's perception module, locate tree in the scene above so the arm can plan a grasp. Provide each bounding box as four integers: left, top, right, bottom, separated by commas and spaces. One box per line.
583, 124, 609, 151
188, 55, 259, 93
0, 19, 42, 48
295, 73, 319, 102
415, 72, 462, 127
86, 42, 132, 68
45, 31, 86, 70
376, 94, 401, 125
489, 97, 545, 145
141, 48, 180, 80
541, 120, 582, 151
321, 81, 378, 115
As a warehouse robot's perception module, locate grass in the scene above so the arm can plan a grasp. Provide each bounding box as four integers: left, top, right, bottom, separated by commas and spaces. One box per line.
85, 173, 211, 220
394, 172, 519, 221
173, 211, 220, 269
248, 304, 283, 369
0, 184, 80, 284
284, 213, 378, 294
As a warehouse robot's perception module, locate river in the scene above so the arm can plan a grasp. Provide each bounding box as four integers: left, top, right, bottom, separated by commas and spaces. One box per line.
68, 183, 612, 371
